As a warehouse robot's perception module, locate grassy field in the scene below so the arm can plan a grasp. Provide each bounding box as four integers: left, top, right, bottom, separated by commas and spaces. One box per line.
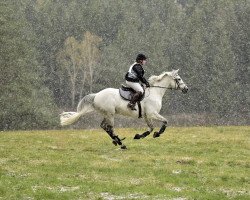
0, 126, 249, 200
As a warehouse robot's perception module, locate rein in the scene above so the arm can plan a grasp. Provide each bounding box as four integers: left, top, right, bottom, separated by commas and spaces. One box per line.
145, 84, 176, 99
150, 78, 181, 90
150, 85, 174, 90
144, 78, 184, 98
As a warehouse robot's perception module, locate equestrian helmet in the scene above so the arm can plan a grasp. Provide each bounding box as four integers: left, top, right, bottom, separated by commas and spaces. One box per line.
136, 54, 147, 62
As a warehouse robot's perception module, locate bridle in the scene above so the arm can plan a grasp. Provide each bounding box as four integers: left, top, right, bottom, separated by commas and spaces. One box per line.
145, 77, 187, 98
150, 78, 182, 90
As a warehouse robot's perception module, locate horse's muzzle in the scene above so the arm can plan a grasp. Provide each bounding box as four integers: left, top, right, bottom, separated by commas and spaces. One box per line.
182, 86, 188, 94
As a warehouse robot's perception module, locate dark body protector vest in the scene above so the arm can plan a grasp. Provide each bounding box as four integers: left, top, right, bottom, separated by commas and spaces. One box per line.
125, 62, 149, 85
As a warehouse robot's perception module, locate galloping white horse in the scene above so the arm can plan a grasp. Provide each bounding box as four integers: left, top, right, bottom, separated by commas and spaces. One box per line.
60, 69, 188, 149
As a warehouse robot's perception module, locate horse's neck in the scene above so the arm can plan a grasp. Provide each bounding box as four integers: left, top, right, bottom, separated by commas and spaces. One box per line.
148, 86, 166, 99
148, 77, 171, 99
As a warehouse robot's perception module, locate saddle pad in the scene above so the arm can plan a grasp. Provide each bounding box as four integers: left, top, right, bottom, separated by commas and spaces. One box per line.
121, 84, 135, 92
119, 88, 134, 101
119, 87, 143, 118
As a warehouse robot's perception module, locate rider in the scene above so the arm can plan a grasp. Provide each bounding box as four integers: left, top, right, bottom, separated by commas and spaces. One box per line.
125, 53, 150, 110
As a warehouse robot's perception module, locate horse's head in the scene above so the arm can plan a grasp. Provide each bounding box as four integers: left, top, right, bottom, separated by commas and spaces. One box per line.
149, 69, 188, 93
169, 69, 188, 93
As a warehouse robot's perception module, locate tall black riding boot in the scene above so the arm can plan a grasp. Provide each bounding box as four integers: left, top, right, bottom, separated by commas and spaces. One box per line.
127, 91, 142, 111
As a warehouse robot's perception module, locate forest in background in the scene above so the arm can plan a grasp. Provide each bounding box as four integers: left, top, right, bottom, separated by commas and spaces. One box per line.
1, 0, 249, 130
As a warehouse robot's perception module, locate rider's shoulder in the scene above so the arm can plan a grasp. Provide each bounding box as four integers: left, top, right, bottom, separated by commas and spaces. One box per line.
133, 63, 143, 69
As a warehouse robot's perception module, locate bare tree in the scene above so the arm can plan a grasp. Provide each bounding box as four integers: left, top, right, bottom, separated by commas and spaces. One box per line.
79, 31, 102, 96
57, 32, 102, 107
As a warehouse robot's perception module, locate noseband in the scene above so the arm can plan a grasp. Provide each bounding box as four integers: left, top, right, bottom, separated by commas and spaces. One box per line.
174, 78, 181, 90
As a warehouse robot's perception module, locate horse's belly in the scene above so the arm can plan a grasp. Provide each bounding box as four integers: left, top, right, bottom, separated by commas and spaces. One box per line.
94, 88, 143, 118
116, 100, 144, 118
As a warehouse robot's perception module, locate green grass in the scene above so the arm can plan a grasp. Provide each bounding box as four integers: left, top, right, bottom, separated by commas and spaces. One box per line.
0, 126, 249, 200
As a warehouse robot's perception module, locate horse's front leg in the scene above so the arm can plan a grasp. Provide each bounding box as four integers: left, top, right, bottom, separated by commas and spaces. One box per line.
150, 113, 168, 138
134, 116, 154, 139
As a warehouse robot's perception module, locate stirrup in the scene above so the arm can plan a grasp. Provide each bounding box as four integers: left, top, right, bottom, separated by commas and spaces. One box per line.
127, 103, 137, 111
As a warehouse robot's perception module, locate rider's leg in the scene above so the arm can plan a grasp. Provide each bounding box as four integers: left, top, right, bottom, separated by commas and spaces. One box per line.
125, 81, 144, 110
128, 91, 143, 110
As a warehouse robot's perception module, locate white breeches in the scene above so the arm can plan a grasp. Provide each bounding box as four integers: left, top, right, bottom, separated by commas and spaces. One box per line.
126, 81, 144, 93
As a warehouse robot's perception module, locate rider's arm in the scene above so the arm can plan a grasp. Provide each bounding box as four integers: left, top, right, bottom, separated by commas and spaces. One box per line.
133, 64, 150, 87
141, 77, 150, 87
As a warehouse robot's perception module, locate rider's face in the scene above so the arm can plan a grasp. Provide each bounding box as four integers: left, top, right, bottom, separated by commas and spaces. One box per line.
142, 60, 147, 65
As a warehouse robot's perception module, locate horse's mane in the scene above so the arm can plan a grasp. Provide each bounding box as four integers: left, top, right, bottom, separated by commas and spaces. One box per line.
148, 71, 171, 85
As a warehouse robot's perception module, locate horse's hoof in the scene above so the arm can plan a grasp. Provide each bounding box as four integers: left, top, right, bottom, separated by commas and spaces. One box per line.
121, 145, 127, 150
153, 132, 160, 138
112, 140, 118, 146
134, 134, 141, 139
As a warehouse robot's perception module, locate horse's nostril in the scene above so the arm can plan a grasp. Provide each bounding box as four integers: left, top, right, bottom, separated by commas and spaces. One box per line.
182, 87, 188, 93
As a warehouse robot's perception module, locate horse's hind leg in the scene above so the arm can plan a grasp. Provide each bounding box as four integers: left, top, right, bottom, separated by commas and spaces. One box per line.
100, 117, 127, 149
134, 116, 154, 139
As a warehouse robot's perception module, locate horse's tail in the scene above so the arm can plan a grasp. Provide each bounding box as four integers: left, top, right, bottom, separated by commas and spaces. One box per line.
60, 93, 96, 126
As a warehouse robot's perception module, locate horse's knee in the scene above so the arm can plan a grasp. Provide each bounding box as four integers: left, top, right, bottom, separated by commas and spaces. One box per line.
146, 122, 154, 132
148, 127, 154, 132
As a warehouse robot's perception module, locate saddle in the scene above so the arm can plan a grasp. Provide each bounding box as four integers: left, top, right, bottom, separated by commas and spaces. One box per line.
119, 85, 145, 118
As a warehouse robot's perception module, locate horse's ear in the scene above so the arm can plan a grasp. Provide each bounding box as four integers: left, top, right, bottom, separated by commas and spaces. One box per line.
170, 69, 174, 76
174, 69, 179, 74
171, 69, 179, 77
